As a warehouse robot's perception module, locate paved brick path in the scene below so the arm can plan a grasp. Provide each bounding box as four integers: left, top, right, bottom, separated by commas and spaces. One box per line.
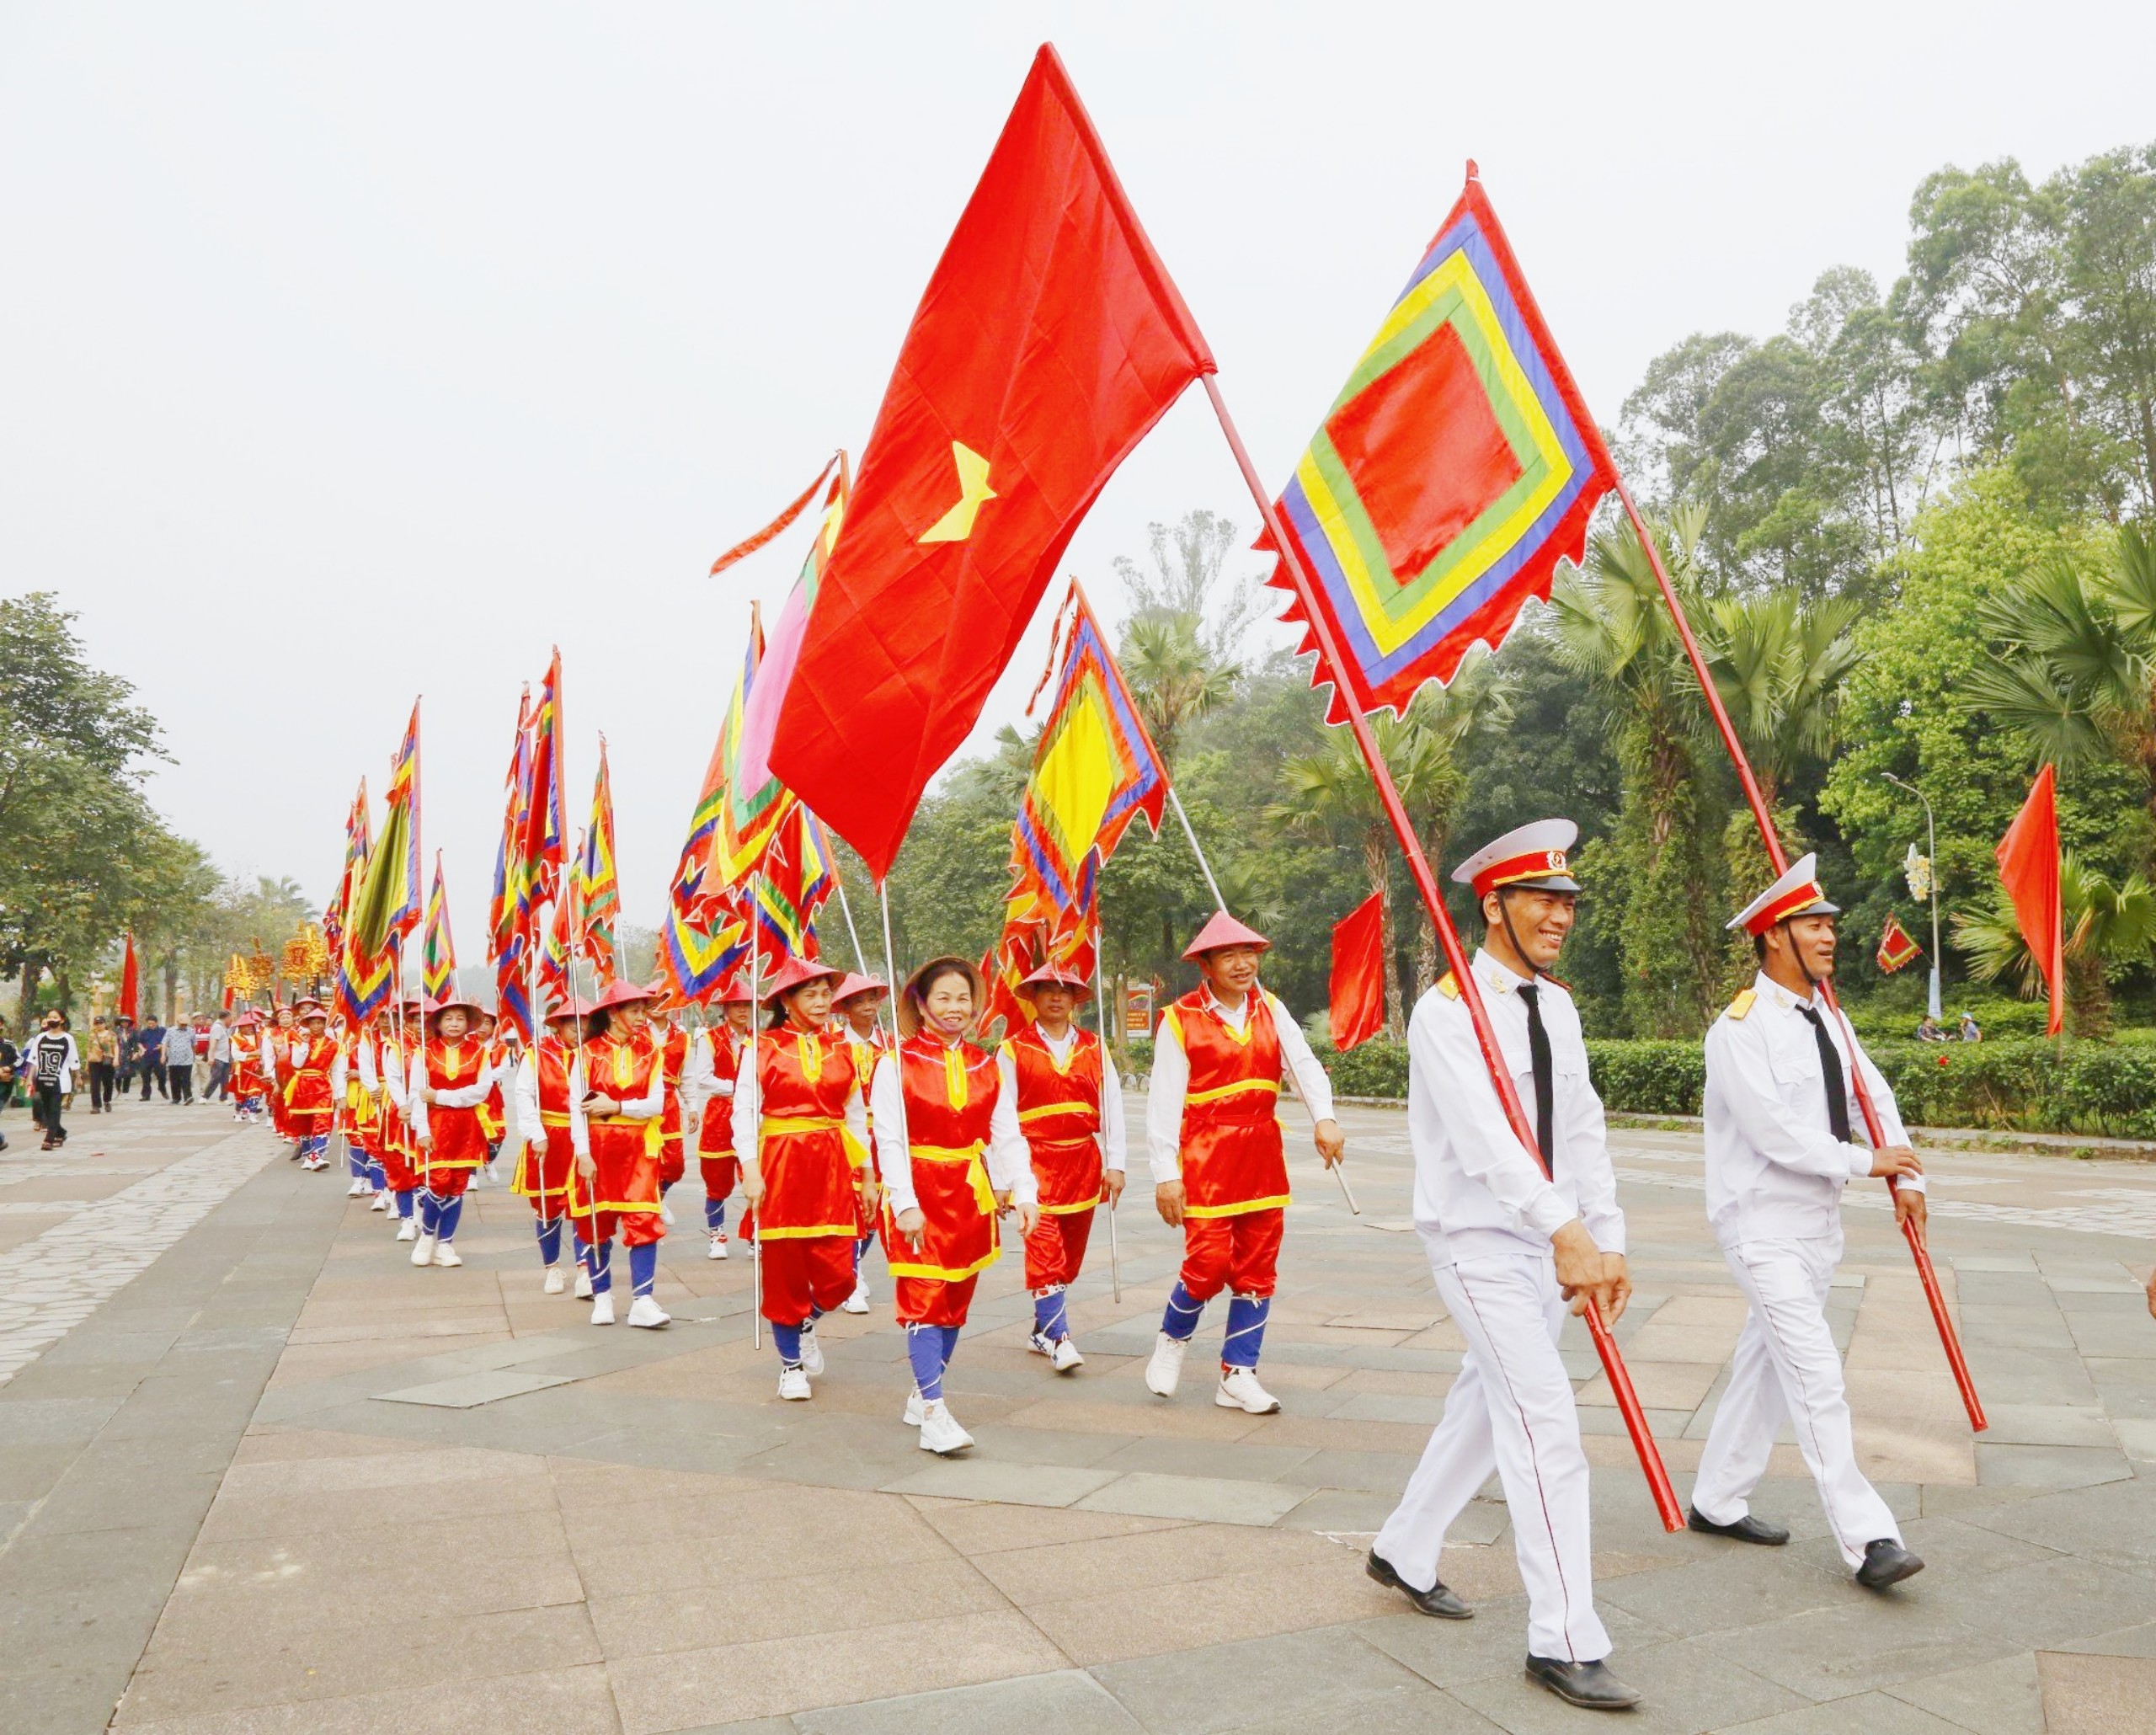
4, 1097, 2156, 1730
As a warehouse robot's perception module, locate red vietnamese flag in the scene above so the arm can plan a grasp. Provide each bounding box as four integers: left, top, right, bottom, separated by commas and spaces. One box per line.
118, 932, 140, 1022
1328, 893, 1387, 1052
769, 44, 1214, 879
1998, 763, 2064, 1036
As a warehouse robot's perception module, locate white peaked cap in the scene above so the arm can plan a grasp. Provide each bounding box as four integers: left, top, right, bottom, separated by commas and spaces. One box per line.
1451, 819, 1582, 895
1727, 851, 1842, 935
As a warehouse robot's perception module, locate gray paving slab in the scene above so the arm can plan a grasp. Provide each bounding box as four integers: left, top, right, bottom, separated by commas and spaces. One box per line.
374, 1368, 579, 1407
1073, 1469, 1309, 1526
878, 1459, 1120, 1507
1718, 1694, 1971, 1732
1881, 1648, 2047, 1734
794, 1668, 1143, 1734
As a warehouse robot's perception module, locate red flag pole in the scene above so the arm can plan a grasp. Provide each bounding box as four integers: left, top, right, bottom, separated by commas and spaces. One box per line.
1604, 473, 1986, 1433
1202, 376, 1684, 1531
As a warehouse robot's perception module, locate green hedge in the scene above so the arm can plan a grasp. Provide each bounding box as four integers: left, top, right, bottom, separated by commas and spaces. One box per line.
1319, 1034, 2156, 1137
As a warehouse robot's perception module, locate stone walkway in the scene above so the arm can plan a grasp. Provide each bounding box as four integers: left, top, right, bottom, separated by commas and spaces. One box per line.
3, 1097, 2156, 1730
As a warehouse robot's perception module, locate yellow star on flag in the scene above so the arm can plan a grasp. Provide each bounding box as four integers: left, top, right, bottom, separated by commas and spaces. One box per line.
918, 440, 996, 543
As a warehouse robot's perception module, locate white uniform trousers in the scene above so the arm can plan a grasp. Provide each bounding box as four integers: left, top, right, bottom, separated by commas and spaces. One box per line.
1374, 1248, 1610, 1663
1691, 1233, 1901, 1569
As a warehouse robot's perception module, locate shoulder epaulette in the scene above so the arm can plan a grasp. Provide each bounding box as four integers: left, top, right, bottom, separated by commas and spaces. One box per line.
1437, 972, 1461, 1001
1726, 988, 1757, 1021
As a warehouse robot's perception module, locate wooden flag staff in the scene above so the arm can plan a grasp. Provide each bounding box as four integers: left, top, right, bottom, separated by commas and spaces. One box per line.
1202, 376, 1685, 1532
1606, 475, 1987, 1433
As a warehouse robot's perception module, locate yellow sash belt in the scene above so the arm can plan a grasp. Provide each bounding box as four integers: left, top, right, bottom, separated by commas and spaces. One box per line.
910, 1140, 995, 1215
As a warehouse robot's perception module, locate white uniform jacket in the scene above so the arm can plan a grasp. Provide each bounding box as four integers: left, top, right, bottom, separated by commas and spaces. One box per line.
1703, 971, 1924, 1246
1406, 948, 1625, 1264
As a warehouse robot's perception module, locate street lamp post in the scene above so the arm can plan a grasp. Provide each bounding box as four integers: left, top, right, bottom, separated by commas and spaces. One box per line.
1882, 771, 1942, 1021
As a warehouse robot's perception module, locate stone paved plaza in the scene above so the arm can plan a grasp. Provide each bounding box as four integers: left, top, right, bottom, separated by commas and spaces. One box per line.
4, 1093, 2156, 1732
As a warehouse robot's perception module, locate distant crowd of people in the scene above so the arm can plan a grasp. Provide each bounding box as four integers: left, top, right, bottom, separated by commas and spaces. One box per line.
0, 1009, 235, 1150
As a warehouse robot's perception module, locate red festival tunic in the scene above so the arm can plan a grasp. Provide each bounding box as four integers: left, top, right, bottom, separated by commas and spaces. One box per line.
882, 1036, 1003, 1284
1005, 1025, 1105, 1214
284, 1033, 339, 1132
654, 1022, 689, 1186
750, 1028, 863, 1240
571, 1033, 663, 1217
512, 1038, 579, 1205
1164, 990, 1290, 1219
418, 1038, 491, 1170
696, 1026, 740, 1157
230, 1030, 263, 1099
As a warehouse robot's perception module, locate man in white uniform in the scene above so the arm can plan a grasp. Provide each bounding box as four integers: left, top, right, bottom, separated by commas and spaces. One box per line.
1367, 820, 1638, 1712
1691, 854, 1928, 1590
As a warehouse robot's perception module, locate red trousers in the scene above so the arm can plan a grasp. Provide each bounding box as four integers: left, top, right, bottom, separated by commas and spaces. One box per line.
759, 1234, 855, 1326
423, 1167, 475, 1200
381, 1144, 417, 1191
659, 1138, 686, 1190
700, 1154, 739, 1201
584, 1206, 663, 1248
894, 1273, 979, 1328
1023, 1207, 1096, 1290
1178, 1207, 1283, 1301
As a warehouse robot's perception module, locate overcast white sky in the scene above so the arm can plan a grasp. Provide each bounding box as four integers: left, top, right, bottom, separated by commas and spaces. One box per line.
4, 3, 2151, 932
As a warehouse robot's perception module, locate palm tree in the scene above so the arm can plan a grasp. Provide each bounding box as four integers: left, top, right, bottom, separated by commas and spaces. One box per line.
1961, 525, 2156, 843
1701, 590, 1864, 814
1122, 613, 1241, 770
1953, 851, 2156, 1037
1269, 655, 1509, 1031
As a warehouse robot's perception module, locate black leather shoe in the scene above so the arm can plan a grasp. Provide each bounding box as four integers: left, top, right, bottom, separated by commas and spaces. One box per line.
1855, 1539, 1925, 1589
1525, 1657, 1641, 1710
1364, 1550, 1471, 1619
1687, 1506, 1790, 1545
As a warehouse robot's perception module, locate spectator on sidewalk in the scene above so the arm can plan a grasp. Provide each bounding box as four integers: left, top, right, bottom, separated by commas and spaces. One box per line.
164, 1019, 196, 1103
1915, 1015, 1945, 1043
86, 1017, 119, 1112
206, 1014, 232, 1100
134, 1016, 168, 1099
25, 1010, 79, 1150
1958, 1010, 1983, 1043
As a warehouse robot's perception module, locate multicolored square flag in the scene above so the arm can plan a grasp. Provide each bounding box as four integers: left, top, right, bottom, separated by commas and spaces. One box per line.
422, 854, 457, 1001
1875, 911, 1923, 975
1261, 166, 1617, 720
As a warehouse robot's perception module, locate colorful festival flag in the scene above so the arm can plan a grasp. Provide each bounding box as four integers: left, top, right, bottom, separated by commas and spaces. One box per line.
578, 738, 621, 985
982, 585, 1167, 1030
422, 853, 457, 1001
1875, 912, 1924, 975
338, 781, 392, 1024
751, 807, 833, 963
1998, 764, 2064, 1036
350, 703, 423, 960
736, 456, 847, 793
117, 932, 140, 1023
521, 652, 565, 917
489, 691, 535, 1039
1260, 166, 1618, 720
770, 45, 1214, 879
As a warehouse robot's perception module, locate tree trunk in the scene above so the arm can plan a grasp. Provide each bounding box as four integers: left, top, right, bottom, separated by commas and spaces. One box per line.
18, 958, 37, 1027
54, 967, 72, 1019
1413, 820, 1449, 996
163, 957, 180, 1023
2067, 953, 2112, 1039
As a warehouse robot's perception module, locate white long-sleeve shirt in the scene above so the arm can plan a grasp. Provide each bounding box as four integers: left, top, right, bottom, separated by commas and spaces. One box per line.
355, 1033, 381, 1097
1406, 948, 1624, 1265
870, 1044, 1036, 1215
380, 1038, 408, 1116
728, 1034, 872, 1178
1704, 971, 1921, 1245
995, 1031, 1127, 1172
512, 1047, 591, 1158
1144, 988, 1336, 1184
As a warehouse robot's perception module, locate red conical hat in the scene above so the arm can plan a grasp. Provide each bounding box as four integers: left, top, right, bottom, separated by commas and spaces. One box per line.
714, 974, 760, 1006
427, 995, 487, 1019
1181, 910, 1271, 959
1017, 962, 1090, 993
590, 979, 658, 1010
544, 995, 598, 1022
832, 972, 889, 1002
761, 954, 844, 999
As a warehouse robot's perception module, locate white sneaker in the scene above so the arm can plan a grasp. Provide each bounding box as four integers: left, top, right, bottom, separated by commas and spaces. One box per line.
590, 1292, 616, 1327
707, 1232, 728, 1261
627, 1295, 670, 1329
431, 1242, 462, 1268
744, 1238, 759, 1261
1145, 1332, 1188, 1398
574, 1266, 594, 1300
395, 1218, 417, 1242
1027, 1329, 1054, 1358
302, 1156, 327, 1172
410, 1233, 435, 1267
346, 1177, 369, 1197
777, 1364, 811, 1401
1051, 1337, 1085, 1373
798, 1327, 826, 1377
917, 1398, 974, 1455
841, 1279, 870, 1315
543, 1266, 566, 1295
903, 1388, 924, 1427
1215, 1366, 1282, 1414
659, 1200, 675, 1225
369, 1191, 389, 1213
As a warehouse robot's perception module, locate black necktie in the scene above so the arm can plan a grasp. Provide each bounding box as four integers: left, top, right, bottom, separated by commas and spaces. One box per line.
1798, 1004, 1854, 1144
1518, 981, 1555, 1175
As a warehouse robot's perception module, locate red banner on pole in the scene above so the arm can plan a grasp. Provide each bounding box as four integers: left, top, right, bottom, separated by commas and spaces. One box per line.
1328, 893, 1387, 1052
1999, 763, 2064, 1037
